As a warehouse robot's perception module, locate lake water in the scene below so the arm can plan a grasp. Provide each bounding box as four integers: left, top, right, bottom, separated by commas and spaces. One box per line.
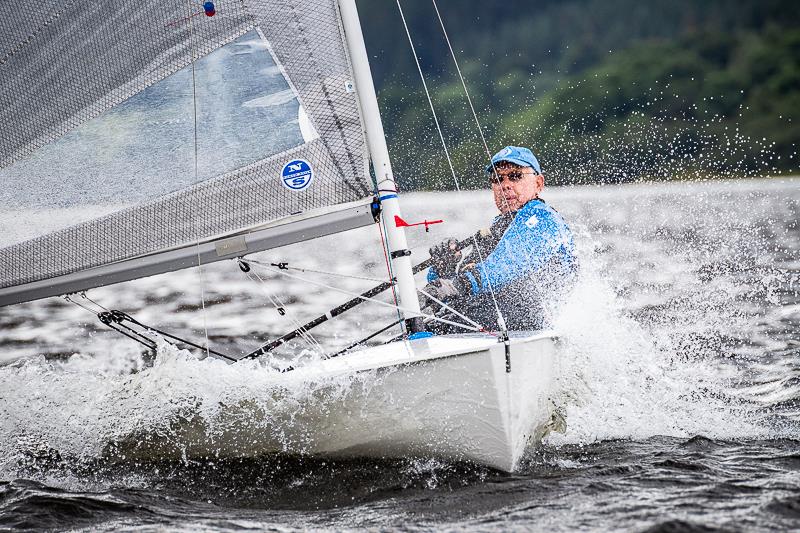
1, 178, 798, 531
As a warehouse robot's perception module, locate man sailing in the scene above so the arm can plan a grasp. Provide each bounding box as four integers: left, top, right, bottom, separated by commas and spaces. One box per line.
422, 146, 577, 332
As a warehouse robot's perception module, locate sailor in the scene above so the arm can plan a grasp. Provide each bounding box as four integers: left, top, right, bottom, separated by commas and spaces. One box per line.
422, 146, 577, 332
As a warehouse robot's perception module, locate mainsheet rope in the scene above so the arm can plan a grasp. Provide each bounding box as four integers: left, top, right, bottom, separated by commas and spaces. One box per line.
244, 259, 488, 334
65, 297, 158, 352
66, 294, 238, 361
395, 0, 507, 330
241, 267, 328, 356
269, 262, 391, 284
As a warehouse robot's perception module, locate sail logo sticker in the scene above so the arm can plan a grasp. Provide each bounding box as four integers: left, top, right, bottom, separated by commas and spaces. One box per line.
281, 159, 314, 191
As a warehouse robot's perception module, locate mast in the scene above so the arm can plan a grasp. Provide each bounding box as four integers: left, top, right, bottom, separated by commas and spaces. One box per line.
338, 0, 424, 333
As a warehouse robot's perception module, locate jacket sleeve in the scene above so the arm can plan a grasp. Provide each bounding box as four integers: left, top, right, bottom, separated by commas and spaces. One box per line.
463, 205, 566, 294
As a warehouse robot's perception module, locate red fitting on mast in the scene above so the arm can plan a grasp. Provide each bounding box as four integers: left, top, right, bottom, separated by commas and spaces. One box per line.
394, 215, 444, 233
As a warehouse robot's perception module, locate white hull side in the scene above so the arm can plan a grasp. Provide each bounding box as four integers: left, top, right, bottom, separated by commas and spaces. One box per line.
120, 333, 557, 472
305, 335, 557, 471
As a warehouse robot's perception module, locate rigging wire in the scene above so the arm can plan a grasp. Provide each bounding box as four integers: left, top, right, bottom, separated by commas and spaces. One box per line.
269, 262, 391, 284
430, 0, 514, 218
185, 0, 211, 358
252, 268, 327, 356
240, 266, 328, 356
245, 258, 487, 334
242, 268, 324, 355
377, 215, 404, 330
430, 0, 492, 160
395, 0, 507, 329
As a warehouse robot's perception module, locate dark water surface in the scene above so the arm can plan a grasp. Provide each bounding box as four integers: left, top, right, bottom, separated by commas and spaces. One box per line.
1, 179, 798, 531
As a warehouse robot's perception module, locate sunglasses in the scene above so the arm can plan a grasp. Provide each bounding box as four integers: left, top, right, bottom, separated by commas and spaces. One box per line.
488, 170, 533, 185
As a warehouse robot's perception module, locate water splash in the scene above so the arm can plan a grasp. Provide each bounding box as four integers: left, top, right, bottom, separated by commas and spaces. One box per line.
544, 180, 799, 445
549, 245, 761, 444
1, 182, 797, 479
0, 341, 384, 478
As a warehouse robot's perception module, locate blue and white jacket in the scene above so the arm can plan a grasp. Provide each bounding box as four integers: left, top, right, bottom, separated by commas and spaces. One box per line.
429, 198, 577, 296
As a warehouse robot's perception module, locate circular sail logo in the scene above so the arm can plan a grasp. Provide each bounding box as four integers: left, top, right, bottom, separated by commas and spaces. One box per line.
281, 159, 314, 191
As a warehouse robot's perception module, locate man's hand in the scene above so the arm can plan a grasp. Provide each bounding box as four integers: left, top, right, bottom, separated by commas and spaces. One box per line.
419, 278, 461, 310
429, 238, 462, 278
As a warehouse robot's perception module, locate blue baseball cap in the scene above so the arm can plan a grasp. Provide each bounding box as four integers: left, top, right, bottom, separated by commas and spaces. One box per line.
485, 146, 541, 174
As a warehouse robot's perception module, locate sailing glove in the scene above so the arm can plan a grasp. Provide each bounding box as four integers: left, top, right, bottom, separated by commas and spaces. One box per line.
419, 277, 469, 310
429, 238, 462, 278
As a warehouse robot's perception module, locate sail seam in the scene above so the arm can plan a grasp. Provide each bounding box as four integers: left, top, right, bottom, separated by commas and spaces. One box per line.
1, 0, 371, 292
0, 0, 78, 68
1, 16, 256, 169
285, 1, 367, 198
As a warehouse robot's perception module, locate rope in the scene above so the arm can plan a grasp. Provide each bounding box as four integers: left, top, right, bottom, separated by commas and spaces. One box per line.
325, 318, 405, 359
240, 267, 328, 356
243, 269, 325, 355
117, 310, 236, 362
186, 0, 211, 359
65, 297, 236, 362
80, 293, 109, 312
105, 321, 157, 351
396, 0, 507, 330
271, 262, 390, 283
378, 215, 403, 327
247, 259, 484, 333
416, 287, 485, 332
64, 294, 100, 314
66, 297, 155, 350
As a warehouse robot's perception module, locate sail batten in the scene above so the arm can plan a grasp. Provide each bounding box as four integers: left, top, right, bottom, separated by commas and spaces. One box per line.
0, 0, 371, 301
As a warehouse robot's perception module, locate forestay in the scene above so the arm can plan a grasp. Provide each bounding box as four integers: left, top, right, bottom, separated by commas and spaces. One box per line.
0, 0, 372, 305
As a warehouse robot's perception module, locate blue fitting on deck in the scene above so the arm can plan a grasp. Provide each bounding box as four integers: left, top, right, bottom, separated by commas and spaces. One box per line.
408, 331, 435, 340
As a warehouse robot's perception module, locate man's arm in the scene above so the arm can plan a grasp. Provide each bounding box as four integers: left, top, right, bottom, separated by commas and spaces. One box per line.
463, 204, 566, 294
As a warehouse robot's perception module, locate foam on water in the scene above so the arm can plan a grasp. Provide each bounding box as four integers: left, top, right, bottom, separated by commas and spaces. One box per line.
540, 179, 799, 445
0, 339, 384, 476
0, 181, 797, 479
547, 231, 764, 444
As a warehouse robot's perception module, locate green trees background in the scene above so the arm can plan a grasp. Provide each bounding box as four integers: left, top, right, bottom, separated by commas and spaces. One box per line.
358, 0, 800, 188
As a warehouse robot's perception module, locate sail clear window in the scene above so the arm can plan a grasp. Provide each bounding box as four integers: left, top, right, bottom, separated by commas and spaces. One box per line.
0, 30, 312, 247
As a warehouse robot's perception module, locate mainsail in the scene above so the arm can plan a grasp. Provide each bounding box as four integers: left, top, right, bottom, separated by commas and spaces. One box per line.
0, 0, 373, 306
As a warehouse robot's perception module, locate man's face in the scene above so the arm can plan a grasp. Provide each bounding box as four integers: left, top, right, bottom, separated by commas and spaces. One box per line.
489, 163, 544, 213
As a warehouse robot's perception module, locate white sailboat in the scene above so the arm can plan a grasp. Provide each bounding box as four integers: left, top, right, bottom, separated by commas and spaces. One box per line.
0, 0, 560, 472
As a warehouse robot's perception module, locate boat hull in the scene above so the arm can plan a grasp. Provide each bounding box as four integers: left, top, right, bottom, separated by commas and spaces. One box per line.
306, 333, 558, 471
116, 332, 558, 472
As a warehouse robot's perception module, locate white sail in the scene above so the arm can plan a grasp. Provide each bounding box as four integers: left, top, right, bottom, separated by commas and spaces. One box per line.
0, 0, 372, 305
0, 1, 564, 474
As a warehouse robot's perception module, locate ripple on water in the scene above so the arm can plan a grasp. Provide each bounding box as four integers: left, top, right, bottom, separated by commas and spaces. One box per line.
0, 181, 798, 531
